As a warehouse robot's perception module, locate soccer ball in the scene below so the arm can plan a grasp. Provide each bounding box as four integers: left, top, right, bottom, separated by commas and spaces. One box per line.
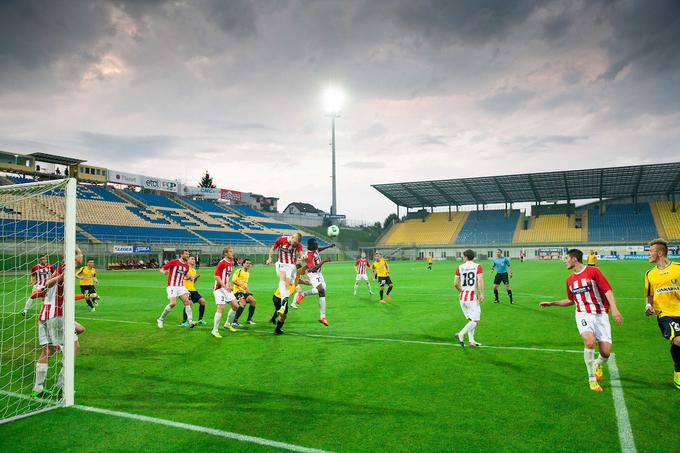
327, 225, 340, 237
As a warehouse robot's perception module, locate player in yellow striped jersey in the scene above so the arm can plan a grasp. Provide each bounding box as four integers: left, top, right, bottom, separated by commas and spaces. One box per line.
271, 260, 310, 335
76, 259, 100, 311
644, 238, 680, 389
587, 251, 598, 267
182, 256, 206, 326
231, 259, 257, 326
372, 252, 394, 304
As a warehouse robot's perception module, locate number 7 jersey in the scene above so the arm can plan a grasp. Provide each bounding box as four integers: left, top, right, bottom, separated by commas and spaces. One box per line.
455, 261, 483, 302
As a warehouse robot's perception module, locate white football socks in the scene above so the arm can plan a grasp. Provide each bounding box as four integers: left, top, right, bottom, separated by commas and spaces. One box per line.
319, 297, 326, 317
33, 362, 48, 392
160, 304, 172, 320
184, 305, 193, 324
213, 312, 222, 332
584, 348, 596, 382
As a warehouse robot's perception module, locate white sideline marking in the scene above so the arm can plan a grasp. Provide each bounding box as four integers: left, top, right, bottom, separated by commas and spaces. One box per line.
607, 355, 637, 453
77, 316, 152, 325
0, 390, 332, 453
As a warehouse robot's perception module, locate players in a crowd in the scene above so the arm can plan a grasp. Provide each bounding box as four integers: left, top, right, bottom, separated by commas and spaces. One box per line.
32, 247, 88, 399
491, 249, 513, 304
353, 251, 373, 296
294, 238, 335, 326
181, 256, 206, 327
272, 259, 309, 335
644, 238, 680, 389
211, 246, 239, 338
539, 248, 624, 392
22, 255, 54, 317
265, 232, 304, 310
454, 249, 484, 347
426, 254, 433, 271
231, 258, 257, 326
372, 252, 394, 304
156, 249, 196, 329
76, 258, 100, 311
587, 250, 598, 267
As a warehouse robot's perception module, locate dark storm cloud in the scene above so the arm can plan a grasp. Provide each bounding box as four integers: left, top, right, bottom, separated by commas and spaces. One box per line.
78, 131, 178, 160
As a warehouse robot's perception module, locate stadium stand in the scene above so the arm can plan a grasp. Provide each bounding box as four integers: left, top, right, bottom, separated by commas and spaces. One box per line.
127, 192, 184, 209
456, 210, 520, 245
228, 204, 268, 218
587, 203, 657, 242
652, 201, 680, 240
379, 212, 468, 246
513, 213, 586, 244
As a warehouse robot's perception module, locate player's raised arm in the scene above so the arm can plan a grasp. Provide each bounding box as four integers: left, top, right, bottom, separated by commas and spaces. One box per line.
318, 243, 336, 252
45, 268, 64, 288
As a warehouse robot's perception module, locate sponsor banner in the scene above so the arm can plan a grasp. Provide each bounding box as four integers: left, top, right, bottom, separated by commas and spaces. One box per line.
113, 245, 152, 254
107, 170, 143, 186
220, 189, 242, 202
182, 186, 220, 200
537, 248, 565, 254
143, 177, 178, 193
643, 245, 680, 253
623, 255, 646, 260
597, 254, 619, 260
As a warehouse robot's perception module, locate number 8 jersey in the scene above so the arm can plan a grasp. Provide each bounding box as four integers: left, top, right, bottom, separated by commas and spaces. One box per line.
455, 261, 483, 302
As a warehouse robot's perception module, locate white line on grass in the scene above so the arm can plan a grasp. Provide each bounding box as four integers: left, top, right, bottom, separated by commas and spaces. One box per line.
0, 390, 332, 453
607, 355, 637, 453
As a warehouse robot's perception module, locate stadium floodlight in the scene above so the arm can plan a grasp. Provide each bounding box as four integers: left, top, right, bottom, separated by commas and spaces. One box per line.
322, 87, 345, 216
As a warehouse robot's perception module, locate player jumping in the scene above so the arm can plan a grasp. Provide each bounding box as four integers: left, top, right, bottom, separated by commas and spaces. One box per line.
294, 238, 335, 326
539, 248, 624, 392
266, 232, 304, 312
454, 249, 484, 347
491, 249, 513, 304
353, 251, 373, 296
156, 249, 196, 329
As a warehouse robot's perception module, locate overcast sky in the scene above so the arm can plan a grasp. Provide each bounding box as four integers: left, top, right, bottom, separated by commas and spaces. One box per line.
1, 0, 679, 223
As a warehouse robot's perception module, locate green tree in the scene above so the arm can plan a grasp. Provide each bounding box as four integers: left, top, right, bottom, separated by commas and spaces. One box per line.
383, 213, 399, 230
199, 171, 216, 188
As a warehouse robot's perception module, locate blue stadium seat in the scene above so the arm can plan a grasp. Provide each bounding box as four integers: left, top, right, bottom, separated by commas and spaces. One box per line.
259, 221, 297, 230
79, 224, 205, 243
228, 204, 268, 218
587, 203, 658, 242
194, 230, 260, 245
456, 210, 520, 245
0, 219, 87, 241
6, 176, 36, 185
126, 207, 172, 224
127, 192, 184, 209
182, 198, 229, 213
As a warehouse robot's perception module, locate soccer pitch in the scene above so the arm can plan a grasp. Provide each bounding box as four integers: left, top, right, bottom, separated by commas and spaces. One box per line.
1, 259, 677, 452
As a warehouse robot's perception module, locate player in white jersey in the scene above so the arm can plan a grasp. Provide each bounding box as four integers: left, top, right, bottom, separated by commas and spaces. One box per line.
266, 232, 304, 306
353, 252, 373, 296
454, 249, 485, 347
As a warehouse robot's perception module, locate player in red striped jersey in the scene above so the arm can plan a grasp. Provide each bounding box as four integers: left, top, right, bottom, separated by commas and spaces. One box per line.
294, 238, 336, 325
540, 248, 624, 392
156, 249, 196, 329
211, 246, 239, 338
353, 252, 373, 296
21, 255, 54, 316
32, 247, 87, 399
454, 249, 484, 347
265, 233, 304, 310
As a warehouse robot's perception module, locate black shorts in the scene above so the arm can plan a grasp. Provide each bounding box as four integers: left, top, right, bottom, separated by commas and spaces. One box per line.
189, 291, 203, 303
80, 285, 96, 295
378, 276, 393, 286
587, 264, 597, 267
657, 316, 680, 341
493, 273, 509, 285
235, 292, 253, 301
272, 294, 289, 315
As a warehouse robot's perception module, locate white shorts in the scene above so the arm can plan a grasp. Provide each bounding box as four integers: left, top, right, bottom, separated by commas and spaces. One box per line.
275, 262, 297, 283
32, 284, 46, 292
575, 312, 612, 344
213, 288, 236, 305
355, 274, 369, 282
308, 272, 326, 289
38, 317, 64, 346
166, 286, 190, 299
460, 300, 481, 322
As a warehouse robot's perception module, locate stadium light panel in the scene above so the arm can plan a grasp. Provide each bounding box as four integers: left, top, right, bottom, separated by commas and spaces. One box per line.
323, 87, 345, 115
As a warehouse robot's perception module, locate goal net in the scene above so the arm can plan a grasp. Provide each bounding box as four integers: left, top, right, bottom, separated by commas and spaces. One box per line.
0, 178, 77, 424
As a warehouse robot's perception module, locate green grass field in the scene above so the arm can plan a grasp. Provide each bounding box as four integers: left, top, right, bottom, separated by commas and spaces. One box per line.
0, 259, 678, 452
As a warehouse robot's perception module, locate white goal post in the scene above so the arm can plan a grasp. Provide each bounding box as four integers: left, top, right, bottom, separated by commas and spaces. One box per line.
0, 177, 77, 424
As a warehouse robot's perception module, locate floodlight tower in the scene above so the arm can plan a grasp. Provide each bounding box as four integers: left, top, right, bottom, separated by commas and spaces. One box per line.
323, 87, 345, 216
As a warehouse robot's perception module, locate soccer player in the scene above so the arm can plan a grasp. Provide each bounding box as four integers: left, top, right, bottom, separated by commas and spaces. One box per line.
156, 249, 196, 329
539, 248, 624, 392
32, 247, 87, 399
353, 252, 373, 296
265, 232, 304, 309
272, 260, 309, 335
587, 250, 598, 267
644, 238, 680, 389
181, 256, 206, 326
294, 238, 335, 326
491, 249, 513, 304
454, 249, 484, 347
75, 259, 99, 311
231, 258, 257, 326
372, 252, 393, 304
211, 246, 239, 338
22, 255, 54, 316
427, 254, 433, 271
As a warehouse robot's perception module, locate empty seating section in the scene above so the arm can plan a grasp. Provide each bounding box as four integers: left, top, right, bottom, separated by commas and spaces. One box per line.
259, 221, 297, 230
127, 192, 184, 209
587, 203, 657, 242
457, 210, 519, 245
79, 224, 203, 243
0, 219, 87, 240
380, 212, 467, 246
194, 230, 260, 245
514, 214, 584, 244
655, 201, 680, 239
183, 198, 229, 213
228, 204, 268, 218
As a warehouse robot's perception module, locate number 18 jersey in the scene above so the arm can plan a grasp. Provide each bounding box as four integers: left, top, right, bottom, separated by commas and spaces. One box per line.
455, 261, 483, 302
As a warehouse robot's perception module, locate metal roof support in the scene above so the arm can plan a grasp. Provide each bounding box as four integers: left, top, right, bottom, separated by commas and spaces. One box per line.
599, 169, 604, 215
527, 175, 540, 204
403, 185, 432, 208
632, 166, 644, 204
493, 177, 511, 205
448, 205, 451, 221
430, 181, 461, 206
562, 172, 570, 204
460, 179, 484, 205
